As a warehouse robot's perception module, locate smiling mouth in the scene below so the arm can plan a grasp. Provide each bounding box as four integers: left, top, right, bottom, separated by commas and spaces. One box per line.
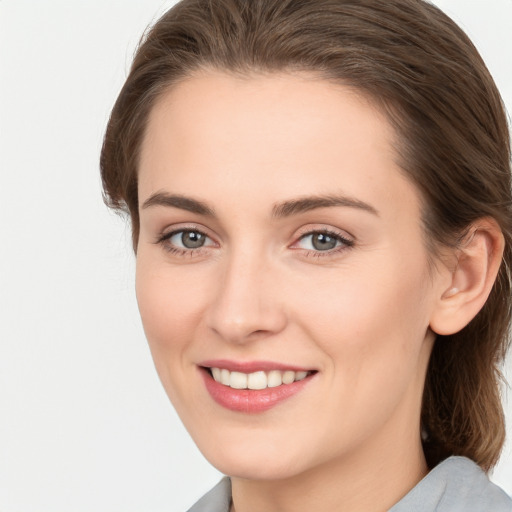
199, 361, 317, 412
206, 367, 314, 390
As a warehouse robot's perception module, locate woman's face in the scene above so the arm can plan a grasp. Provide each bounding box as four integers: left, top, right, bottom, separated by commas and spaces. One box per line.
136, 71, 449, 479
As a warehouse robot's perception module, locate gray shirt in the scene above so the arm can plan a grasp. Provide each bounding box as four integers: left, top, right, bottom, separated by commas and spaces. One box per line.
187, 456, 512, 511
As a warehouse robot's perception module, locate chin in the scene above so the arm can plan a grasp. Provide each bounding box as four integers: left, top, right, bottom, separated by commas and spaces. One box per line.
190, 428, 309, 480
206, 450, 306, 481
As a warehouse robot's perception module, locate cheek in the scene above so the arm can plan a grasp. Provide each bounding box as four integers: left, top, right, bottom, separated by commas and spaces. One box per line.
135, 257, 207, 356
287, 259, 433, 450
293, 254, 432, 377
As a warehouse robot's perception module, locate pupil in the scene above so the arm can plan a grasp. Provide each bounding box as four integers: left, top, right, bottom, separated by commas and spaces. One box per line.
182, 231, 205, 249
312, 233, 337, 251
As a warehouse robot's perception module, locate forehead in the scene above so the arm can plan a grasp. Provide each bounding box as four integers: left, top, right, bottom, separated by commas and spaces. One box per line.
138, 70, 419, 222
141, 70, 393, 163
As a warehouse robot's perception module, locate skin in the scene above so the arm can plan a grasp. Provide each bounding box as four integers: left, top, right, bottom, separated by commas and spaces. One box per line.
135, 71, 483, 512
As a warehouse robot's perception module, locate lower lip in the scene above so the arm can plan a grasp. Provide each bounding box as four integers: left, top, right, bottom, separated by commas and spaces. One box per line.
201, 368, 314, 413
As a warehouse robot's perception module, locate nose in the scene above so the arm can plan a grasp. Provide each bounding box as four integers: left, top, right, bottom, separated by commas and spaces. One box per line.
205, 250, 287, 344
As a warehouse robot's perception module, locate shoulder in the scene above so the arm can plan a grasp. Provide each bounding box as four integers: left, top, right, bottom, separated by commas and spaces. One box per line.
390, 456, 512, 512
187, 477, 231, 512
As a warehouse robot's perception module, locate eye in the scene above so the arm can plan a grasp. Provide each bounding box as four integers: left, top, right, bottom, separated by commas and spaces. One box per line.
294, 230, 354, 253
169, 230, 210, 249
157, 228, 216, 254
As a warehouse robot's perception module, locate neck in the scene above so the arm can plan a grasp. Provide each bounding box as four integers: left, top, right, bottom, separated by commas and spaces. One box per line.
230, 421, 428, 512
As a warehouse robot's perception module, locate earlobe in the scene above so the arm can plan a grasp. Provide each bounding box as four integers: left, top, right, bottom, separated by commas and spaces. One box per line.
429, 218, 504, 336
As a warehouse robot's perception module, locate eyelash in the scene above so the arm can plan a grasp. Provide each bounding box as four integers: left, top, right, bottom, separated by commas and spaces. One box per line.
155, 227, 354, 259
155, 227, 213, 257
294, 229, 354, 259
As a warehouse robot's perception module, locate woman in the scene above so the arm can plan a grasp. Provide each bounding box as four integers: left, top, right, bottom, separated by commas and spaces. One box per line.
100, 0, 512, 510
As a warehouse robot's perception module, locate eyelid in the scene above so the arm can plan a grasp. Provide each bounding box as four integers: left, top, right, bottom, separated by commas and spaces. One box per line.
156, 223, 215, 241
289, 225, 355, 256
153, 223, 354, 259
167, 230, 216, 248
154, 223, 219, 254
292, 224, 355, 243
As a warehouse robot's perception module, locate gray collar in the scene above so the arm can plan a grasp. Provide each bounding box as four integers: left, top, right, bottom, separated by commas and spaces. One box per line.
187, 456, 512, 512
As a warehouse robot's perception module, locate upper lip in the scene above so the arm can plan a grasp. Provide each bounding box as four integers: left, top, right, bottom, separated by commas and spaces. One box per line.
199, 359, 315, 373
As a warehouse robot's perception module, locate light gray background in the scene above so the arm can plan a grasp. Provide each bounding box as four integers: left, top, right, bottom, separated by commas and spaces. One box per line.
0, 1, 511, 511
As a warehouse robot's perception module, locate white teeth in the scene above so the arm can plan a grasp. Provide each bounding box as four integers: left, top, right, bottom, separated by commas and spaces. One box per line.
220, 368, 230, 386
247, 371, 267, 390
211, 367, 222, 382
267, 370, 283, 388
229, 371, 248, 389
210, 367, 311, 389
282, 370, 295, 385
295, 371, 308, 381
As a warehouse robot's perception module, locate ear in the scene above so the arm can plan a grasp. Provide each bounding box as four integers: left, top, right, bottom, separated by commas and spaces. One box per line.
429, 218, 504, 336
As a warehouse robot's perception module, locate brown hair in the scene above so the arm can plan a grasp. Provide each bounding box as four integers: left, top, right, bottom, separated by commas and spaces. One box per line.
100, 0, 512, 470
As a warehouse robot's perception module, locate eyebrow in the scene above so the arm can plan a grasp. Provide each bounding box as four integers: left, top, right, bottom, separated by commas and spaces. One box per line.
141, 192, 215, 216
271, 194, 379, 218
141, 191, 379, 218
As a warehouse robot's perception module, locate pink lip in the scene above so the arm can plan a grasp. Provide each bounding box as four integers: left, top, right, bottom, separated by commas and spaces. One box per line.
199, 362, 316, 413
199, 359, 312, 373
